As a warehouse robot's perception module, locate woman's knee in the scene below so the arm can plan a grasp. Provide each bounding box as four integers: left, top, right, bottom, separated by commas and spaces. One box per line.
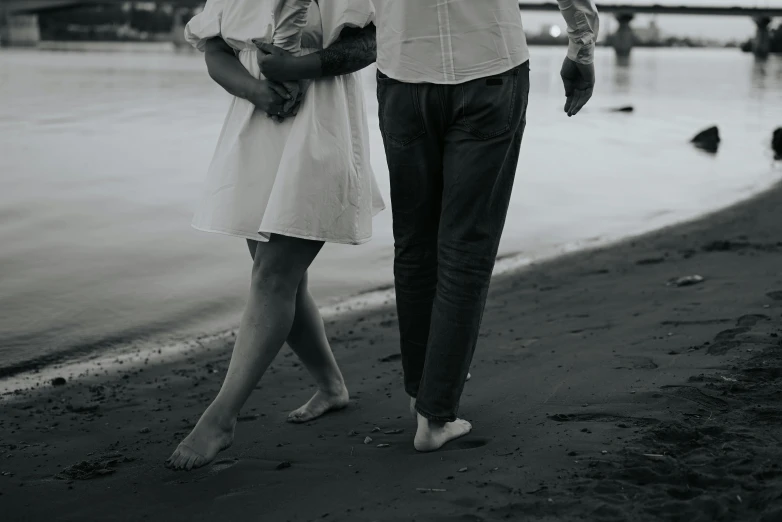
250, 256, 303, 297
249, 236, 321, 297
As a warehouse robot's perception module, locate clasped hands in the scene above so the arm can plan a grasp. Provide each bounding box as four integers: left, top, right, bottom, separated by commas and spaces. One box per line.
251, 40, 311, 123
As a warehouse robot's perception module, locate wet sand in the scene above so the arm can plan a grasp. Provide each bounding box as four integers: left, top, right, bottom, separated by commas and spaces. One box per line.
2, 182, 782, 522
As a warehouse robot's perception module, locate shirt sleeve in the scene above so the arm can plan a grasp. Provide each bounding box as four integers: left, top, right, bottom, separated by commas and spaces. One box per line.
556, 0, 600, 65
319, 0, 375, 48
183, 0, 225, 52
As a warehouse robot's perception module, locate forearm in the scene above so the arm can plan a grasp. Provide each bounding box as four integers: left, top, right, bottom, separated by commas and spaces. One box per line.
266, 23, 377, 81
204, 38, 260, 100
556, 0, 600, 64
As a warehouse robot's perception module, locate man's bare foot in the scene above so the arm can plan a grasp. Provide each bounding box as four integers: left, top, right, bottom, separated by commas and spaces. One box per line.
287, 386, 349, 423
166, 413, 235, 471
413, 413, 472, 452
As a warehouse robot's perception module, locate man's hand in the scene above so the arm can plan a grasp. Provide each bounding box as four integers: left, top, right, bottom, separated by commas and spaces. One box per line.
254, 41, 298, 82
560, 58, 595, 117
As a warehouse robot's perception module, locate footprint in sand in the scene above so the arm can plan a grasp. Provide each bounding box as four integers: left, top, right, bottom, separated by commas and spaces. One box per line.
736, 314, 770, 327
210, 459, 239, 473
660, 385, 729, 411
613, 355, 658, 370
548, 412, 659, 427
706, 315, 771, 355
767, 291, 782, 301
434, 438, 491, 452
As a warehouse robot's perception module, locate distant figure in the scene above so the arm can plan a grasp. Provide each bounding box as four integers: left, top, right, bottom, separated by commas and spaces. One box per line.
166, 0, 382, 471
371, 0, 600, 452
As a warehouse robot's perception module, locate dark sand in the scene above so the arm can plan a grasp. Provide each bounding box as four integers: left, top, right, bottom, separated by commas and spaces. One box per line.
2, 183, 782, 522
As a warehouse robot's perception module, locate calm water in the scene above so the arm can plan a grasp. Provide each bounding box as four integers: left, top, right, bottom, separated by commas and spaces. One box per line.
1, 45, 781, 375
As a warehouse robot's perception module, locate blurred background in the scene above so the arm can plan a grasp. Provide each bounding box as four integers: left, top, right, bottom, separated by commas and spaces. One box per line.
1, 1, 781, 377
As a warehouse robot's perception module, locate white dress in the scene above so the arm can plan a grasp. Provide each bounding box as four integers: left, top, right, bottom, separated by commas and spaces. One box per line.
185, 0, 385, 245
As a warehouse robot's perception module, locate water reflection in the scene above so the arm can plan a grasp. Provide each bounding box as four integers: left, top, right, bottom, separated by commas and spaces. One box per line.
750, 55, 782, 99
752, 57, 767, 92
612, 55, 632, 92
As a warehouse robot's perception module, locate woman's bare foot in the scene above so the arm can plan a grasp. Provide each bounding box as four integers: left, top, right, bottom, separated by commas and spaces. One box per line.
287, 386, 349, 423
413, 414, 472, 452
166, 412, 235, 471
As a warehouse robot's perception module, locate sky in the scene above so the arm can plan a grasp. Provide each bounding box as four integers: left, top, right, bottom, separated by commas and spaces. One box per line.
519, 0, 782, 41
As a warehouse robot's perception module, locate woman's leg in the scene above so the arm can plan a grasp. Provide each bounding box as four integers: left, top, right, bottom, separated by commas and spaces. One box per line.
166, 235, 323, 471
285, 271, 349, 422
248, 240, 349, 422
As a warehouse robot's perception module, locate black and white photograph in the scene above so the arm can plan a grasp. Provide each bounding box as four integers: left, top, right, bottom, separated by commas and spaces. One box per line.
1, 0, 782, 520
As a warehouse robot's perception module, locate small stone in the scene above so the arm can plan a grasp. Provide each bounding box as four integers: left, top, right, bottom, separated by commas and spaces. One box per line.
376, 444, 390, 448
601, 450, 608, 455
51, 377, 66, 387
458, 467, 468, 473
138, 427, 150, 434
668, 275, 704, 287
772, 127, 782, 159
690, 126, 720, 153
275, 461, 291, 470
363, 436, 372, 444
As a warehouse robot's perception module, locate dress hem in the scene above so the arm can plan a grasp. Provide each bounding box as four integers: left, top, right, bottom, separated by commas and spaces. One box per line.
191, 223, 374, 246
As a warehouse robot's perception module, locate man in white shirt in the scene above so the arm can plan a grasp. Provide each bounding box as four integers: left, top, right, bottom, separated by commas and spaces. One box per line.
373, 0, 600, 452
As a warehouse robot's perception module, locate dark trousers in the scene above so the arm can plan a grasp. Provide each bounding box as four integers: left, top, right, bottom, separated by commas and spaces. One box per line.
376, 61, 530, 422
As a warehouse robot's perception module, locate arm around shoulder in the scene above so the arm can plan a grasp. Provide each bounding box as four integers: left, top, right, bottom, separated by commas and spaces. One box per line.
258, 22, 377, 82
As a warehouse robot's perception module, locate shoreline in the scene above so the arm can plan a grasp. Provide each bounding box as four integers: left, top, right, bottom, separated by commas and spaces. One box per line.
2, 178, 782, 520
0, 180, 777, 393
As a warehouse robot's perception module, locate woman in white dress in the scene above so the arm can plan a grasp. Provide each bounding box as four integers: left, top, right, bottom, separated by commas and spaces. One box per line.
166, 0, 383, 471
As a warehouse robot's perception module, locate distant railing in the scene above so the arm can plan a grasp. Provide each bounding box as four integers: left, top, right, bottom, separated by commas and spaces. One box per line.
517, 2, 782, 17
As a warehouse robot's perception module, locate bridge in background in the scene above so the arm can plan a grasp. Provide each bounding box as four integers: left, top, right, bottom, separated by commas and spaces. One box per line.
1, 1, 781, 57
0, 0, 203, 46
518, 2, 782, 58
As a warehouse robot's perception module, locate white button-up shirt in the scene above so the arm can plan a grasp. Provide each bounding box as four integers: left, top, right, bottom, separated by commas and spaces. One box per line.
372, 0, 599, 84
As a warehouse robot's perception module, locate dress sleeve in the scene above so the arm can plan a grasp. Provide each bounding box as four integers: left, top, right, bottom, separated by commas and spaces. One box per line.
184, 0, 225, 52
556, 0, 600, 65
319, 0, 375, 48
272, 0, 313, 54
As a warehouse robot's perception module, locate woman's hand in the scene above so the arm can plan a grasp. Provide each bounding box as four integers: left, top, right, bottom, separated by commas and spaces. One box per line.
246, 80, 291, 121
